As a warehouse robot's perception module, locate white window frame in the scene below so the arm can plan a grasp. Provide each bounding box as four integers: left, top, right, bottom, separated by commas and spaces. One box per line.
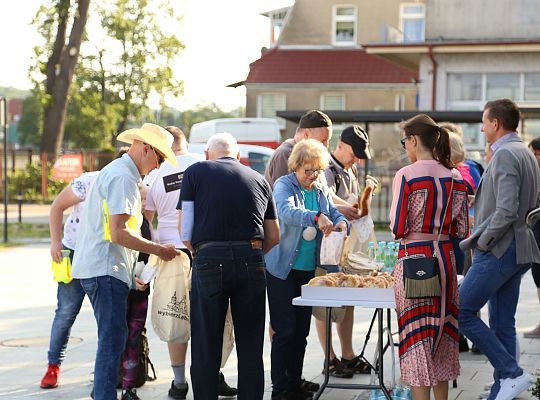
399, 3, 425, 43
446, 71, 540, 149
256, 93, 287, 129
395, 94, 405, 111
320, 93, 346, 111
332, 5, 357, 46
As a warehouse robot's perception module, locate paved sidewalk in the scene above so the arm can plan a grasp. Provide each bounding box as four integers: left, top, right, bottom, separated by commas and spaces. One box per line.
0, 243, 538, 399
2, 203, 53, 224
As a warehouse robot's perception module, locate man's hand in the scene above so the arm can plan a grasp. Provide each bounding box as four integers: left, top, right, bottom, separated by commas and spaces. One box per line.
366, 175, 379, 188
50, 241, 64, 263
317, 214, 334, 237
336, 204, 360, 221
135, 277, 149, 291
158, 243, 182, 261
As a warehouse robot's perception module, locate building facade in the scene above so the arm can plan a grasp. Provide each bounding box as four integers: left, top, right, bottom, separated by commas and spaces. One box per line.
242, 0, 423, 151
366, 0, 540, 149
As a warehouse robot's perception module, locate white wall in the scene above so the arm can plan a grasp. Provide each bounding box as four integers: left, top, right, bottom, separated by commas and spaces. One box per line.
417, 52, 540, 110
426, 0, 540, 40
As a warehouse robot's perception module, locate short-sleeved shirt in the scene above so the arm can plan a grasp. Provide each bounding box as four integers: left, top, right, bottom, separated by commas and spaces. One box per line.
264, 139, 294, 188
178, 157, 276, 246
72, 154, 142, 288
62, 171, 99, 250
324, 154, 361, 202
145, 153, 203, 248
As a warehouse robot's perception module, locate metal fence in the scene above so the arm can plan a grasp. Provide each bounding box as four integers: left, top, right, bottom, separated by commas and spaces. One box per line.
0, 148, 116, 201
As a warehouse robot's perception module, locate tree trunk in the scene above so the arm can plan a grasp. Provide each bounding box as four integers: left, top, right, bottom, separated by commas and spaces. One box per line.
40, 0, 91, 157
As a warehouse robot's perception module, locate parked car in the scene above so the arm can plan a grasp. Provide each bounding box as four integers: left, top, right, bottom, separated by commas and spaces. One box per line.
187, 143, 274, 175
189, 118, 281, 149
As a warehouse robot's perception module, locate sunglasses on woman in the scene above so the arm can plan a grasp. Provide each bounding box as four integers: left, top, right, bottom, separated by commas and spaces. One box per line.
400, 135, 415, 149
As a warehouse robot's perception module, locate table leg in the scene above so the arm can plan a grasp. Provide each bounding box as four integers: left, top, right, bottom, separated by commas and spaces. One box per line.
313, 306, 332, 400
378, 308, 392, 400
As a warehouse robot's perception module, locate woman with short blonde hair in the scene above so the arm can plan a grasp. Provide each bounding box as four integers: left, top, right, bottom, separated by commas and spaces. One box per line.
287, 139, 329, 172
266, 138, 347, 399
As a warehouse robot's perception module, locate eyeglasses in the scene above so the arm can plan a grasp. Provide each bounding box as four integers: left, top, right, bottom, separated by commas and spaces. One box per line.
304, 168, 323, 176
151, 146, 165, 165
400, 136, 413, 149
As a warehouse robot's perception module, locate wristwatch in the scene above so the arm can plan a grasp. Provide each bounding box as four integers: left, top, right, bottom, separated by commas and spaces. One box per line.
314, 211, 322, 224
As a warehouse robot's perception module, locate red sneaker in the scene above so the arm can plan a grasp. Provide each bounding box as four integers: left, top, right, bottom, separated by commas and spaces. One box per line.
40, 364, 60, 389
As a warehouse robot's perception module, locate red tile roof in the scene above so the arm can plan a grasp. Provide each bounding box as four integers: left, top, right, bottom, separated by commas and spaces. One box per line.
245, 48, 417, 84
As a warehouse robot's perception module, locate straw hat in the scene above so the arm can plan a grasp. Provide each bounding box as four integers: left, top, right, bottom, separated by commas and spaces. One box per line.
117, 123, 177, 166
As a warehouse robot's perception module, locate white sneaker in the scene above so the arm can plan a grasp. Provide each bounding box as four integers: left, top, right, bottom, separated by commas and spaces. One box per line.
494, 372, 532, 400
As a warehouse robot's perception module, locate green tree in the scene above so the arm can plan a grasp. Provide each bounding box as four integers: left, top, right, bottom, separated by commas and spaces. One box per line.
30, 0, 184, 151
99, 0, 184, 141
33, 0, 91, 156
63, 55, 121, 149
18, 90, 43, 147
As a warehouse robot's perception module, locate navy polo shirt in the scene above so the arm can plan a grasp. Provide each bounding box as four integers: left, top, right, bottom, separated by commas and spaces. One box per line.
177, 157, 276, 246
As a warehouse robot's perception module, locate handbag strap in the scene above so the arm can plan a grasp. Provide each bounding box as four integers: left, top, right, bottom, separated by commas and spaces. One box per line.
404, 170, 455, 257
370, 327, 396, 388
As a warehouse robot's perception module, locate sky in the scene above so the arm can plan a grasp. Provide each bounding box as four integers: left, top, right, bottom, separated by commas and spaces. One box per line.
0, 0, 293, 111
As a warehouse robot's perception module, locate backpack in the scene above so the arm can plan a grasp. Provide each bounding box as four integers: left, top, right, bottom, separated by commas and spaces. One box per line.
117, 327, 157, 388
328, 162, 359, 195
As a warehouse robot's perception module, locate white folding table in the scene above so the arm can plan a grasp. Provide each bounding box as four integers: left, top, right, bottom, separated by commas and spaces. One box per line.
292, 296, 396, 400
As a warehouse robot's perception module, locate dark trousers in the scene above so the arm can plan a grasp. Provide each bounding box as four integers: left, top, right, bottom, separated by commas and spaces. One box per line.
190, 244, 266, 400
266, 269, 314, 392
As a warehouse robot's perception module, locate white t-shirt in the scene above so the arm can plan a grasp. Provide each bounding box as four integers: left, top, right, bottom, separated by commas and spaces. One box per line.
145, 153, 203, 248
62, 171, 100, 250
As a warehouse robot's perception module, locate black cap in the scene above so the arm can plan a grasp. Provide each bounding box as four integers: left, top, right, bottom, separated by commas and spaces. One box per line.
340, 125, 371, 159
298, 110, 332, 129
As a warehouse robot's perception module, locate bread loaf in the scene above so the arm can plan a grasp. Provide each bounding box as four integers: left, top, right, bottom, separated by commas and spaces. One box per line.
359, 180, 376, 217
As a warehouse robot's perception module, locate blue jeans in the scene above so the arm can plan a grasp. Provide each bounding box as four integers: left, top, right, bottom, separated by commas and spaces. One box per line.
80, 275, 130, 400
266, 269, 314, 392
459, 240, 530, 399
190, 244, 267, 400
47, 248, 86, 365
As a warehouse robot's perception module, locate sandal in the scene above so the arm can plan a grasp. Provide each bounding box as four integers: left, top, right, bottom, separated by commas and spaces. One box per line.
341, 355, 372, 374
324, 358, 354, 379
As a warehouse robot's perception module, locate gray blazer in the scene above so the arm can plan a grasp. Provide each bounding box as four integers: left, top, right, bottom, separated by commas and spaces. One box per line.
460, 136, 540, 264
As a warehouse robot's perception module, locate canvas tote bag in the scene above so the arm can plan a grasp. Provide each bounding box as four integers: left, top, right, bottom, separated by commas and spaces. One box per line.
151, 252, 192, 343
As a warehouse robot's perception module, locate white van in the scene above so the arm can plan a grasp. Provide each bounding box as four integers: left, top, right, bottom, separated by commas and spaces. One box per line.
189, 118, 281, 149
187, 143, 274, 175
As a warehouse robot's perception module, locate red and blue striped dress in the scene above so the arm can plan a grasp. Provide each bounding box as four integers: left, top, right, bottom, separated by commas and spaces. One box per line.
389, 160, 469, 387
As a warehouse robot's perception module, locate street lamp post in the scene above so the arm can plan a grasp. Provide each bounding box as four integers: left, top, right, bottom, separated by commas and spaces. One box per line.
0, 97, 8, 243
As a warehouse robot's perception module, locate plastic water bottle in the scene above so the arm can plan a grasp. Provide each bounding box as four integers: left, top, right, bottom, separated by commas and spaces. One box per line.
367, 241, 375, 261
384, 243, 394, 271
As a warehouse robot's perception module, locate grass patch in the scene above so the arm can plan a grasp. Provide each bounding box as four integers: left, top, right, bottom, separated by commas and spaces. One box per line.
0, 223, 50, 241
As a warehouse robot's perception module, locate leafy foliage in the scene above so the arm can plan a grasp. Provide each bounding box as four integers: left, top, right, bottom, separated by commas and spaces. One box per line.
98, 0, 184, 138
18, 91, 44, 147
7, 162, 65, 202
532, 371, 540, 399
28, 0, 185, 151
